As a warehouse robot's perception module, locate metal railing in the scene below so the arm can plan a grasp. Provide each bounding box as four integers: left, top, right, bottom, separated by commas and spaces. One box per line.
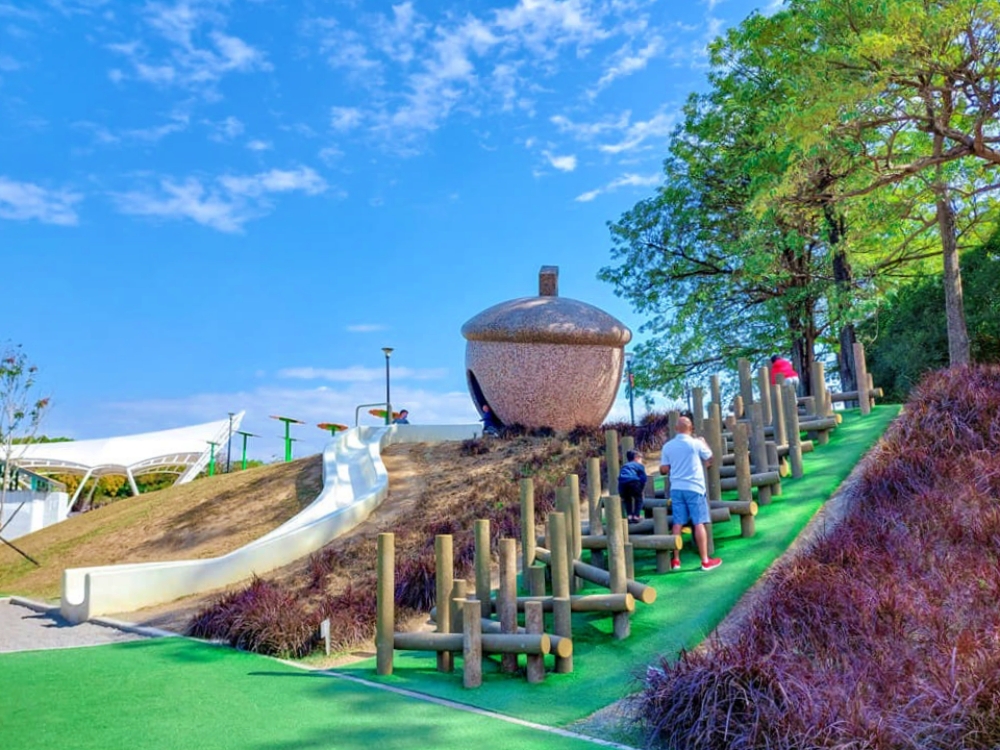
355, 402, 393, 427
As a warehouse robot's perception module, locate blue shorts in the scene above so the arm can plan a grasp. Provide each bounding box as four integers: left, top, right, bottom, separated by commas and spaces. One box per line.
670, 489, 709, 526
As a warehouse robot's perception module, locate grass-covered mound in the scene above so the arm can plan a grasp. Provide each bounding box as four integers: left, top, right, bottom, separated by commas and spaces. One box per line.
636, 365, 1000, 750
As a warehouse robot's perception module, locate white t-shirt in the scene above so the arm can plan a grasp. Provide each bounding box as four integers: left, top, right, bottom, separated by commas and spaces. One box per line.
660, 433, 713, 494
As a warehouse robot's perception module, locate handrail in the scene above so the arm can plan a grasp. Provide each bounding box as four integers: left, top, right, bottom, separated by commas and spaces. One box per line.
355, 402, 392, 427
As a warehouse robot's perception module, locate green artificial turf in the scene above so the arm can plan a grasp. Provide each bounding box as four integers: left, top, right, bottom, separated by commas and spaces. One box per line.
338, 405, 900, 727
0, 638, 611, 750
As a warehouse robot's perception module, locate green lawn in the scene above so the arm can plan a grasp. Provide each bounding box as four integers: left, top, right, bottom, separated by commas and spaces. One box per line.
0, 406, 899, 749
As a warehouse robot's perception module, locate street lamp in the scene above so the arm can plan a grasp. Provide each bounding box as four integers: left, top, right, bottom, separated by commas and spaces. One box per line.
382, 347, 394, 425
625, 352, 636, 427
226, 411, 235, 473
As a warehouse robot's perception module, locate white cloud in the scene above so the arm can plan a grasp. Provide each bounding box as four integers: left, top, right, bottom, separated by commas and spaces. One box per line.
345, 324, 386, 333
246, 139, 272, 151
0, 177, 82, 225
207, 115, 244, 141
574, 171, 660, 202
330, 106, 363, 132
0, 54, 21, 71
543, 150, 577, 172
493, 0, 609, 56
115, 167, 329, 232
277, 366, 449, 382
590, 36, 664, 95
552, 110, 675, 155
107, 2, 271, 95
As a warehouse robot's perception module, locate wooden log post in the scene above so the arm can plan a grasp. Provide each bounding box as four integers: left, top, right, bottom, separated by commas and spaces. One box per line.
533, 549, 657, 605
463, 598, 482, 688
733, 422, 752, 503
668, 410, 680, 438
653, 506, 670, 573
766, 442, 782, 497
853, 341, 871, 416
771, 373, 787, 448
586, 457, 603, 535
706, 407, 723, 503
748, 403, 773, 505
620, 435, 635, 457
605, 430, 620, 496
604, 495, 630, 639
732, 395, 744, 420
556, 486, 579, 594
520, 478, 535, 574
710, 374, 722, 416
474, 519, 492, 617
811, 361, 831, 419
376, 532, 395, 676
566, 474, 583, 591
450, 579, 466, 635
525, 600, 545, 683
783, 382, 804, 478
394, 631, 549, 656
738, 357, 755, 413
498, 538, 518, 674
757, 367, 772, 426
435, 534, 454, 673
548, 512, 570, 601
692, 387, 705, 435
553, 596, 573, 673
528, 564, 547, 597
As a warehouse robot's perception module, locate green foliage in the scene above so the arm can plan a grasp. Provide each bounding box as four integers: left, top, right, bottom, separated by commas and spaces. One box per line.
861, 232, 1000, 401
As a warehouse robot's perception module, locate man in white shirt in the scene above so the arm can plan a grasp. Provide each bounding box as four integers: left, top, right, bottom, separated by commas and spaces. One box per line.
659, 416, 722, 572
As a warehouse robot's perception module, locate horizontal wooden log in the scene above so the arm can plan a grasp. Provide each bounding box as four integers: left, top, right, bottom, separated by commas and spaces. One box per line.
394, 631, 551, 655
830, 388, 883, 402
535, 547, 657, 605
579, 534, 682, 552
777, 440, 814, 456
719, 471, 780, 491
479, 618, 573, 659
710, 499, 758, 516
632, 502, 732, 525
494, 593, 635, 613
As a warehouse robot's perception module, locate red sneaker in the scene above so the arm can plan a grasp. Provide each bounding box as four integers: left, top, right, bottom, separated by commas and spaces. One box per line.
701, 558, 722, 572
670, 558, 681, 571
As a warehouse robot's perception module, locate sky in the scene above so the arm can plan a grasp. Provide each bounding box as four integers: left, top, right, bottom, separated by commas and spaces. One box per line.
1, 0, 776, 462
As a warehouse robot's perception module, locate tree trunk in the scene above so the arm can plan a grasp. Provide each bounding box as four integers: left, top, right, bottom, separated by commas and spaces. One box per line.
826, 204, 858, 392
937, 191, 970, 365
837, 324, 858, 393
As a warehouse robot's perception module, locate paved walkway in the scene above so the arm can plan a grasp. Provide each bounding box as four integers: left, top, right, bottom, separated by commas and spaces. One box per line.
0, 598, 154, 653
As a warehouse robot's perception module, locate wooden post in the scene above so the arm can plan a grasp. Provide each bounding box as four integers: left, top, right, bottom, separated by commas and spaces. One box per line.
668, 409, 679, 437
748, 403, 772, 505
732, 395, 744, 419
621, 435, 635, 456
757, 367, 772, 426
692, 387, 705, 434
766, 442, 781, 497
853, 341, 870, 415
548, 512, 570, 600
556, 486, 578, 594
710, 374, 722, 415
520, 478, 535, 574
771, 371, 787, 448
376, 532, 395, 676
435, 534, 454, 673
652, 507, 670, 573
450, 579, 466, 635
811, 361, 831, 417
474, 519, 492, 617
783, 383, 804, 477
604, 495, 629, 639
605, 430, 620, 493
463, 598, 482, 688
733, 422, 752, 503
706, 406, 723, 502
498, 538, 518, 674
566, 474, 583, 589
738, 357, 755, 412
552, 596, 573, 673
528, 563, 547, 596
525, 600, 545, 683
586, 457, 603, 535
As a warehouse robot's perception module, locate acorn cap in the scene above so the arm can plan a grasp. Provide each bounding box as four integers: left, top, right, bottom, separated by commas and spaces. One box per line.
462, 296, 631, 346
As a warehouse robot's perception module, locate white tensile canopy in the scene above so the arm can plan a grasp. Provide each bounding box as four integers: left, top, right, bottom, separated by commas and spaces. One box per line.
11, 412, 244, 503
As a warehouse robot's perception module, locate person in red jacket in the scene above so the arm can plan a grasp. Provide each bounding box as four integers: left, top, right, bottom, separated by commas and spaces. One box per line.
769, 355, 800, 390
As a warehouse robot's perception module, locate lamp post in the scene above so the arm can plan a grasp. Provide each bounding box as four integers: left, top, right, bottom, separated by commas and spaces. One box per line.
226, 411, 235, 473
382, 347, 394, 425
236, 431, 258, 471
625, 352, 636, 427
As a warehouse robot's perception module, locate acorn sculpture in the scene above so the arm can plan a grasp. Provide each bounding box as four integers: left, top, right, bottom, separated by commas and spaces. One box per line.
461, 266, 632, 431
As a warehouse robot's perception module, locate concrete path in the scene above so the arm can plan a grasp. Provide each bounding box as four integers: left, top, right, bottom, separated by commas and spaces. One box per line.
0, 597, 154, 653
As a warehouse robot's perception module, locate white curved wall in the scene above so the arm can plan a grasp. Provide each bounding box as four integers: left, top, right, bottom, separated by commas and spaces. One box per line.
60, 423, 481, 624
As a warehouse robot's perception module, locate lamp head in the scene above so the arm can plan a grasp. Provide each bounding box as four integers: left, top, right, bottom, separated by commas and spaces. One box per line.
382, 347, 394, 357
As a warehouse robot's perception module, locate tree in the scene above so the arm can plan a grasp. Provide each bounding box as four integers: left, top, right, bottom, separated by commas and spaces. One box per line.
760, 0, 1000, 365
0, 343, 50, 563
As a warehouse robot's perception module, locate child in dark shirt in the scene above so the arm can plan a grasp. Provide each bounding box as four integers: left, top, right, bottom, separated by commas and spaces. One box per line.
618, 450, 647, 524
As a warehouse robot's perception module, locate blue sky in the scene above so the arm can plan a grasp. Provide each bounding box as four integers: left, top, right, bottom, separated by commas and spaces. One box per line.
1, 0, 773, 461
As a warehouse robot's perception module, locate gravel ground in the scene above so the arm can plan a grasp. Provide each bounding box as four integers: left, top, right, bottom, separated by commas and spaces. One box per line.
0, 598, 158, 653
